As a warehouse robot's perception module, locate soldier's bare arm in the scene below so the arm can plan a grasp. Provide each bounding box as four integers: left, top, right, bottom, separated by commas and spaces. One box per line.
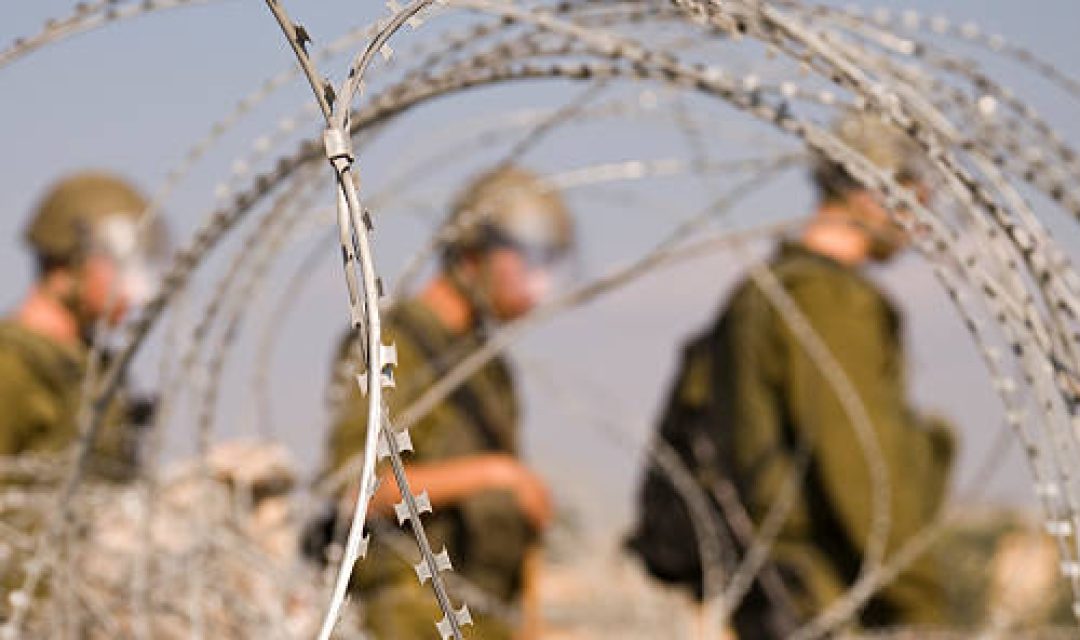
364, 453, 553, 531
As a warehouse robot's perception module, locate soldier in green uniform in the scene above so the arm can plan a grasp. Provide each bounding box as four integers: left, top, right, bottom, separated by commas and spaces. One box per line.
0, 172, 165, 616
644, 114, 956, 637
320, 166, 574, 639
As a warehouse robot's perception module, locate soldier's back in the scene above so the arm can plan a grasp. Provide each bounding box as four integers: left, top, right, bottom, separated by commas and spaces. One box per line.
718, 242, 947, 633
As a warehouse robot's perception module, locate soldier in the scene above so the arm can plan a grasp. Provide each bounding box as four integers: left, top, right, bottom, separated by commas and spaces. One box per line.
631, 113, 955, 637
0, 170, 165, 473
318, 166, 574, 639
0, 171, 166, 616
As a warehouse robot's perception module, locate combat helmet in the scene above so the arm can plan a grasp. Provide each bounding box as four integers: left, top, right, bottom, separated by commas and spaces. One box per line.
811, 111, 929, 202
25, 171, 155, 266
443, 165, 574, 267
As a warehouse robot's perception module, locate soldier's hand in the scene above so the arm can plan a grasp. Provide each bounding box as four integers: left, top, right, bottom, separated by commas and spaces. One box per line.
499, 459, 553, 531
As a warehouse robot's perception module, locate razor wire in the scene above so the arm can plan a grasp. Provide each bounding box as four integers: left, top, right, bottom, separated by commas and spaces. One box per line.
306, 0, 1080, 630
6, 0, 1080, 637
248, 152, 795, 444
805, 5, 1080, 104
261, 1, 473, 637
190, 46, 1080, 634
187, 172, 326, 639
0, 0, 220, 71
76, 29, 1080, 638
313, 163, 806, 637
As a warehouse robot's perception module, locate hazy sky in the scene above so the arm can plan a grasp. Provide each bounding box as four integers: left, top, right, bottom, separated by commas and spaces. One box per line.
3, 0, 1080, 538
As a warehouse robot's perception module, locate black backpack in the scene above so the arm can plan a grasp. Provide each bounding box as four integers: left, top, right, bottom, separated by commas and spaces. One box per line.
627, 327, 803, 637
626, 330, 730, 599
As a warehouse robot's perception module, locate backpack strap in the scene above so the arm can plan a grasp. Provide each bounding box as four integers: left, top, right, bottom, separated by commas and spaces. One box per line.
392, 310, 506, 452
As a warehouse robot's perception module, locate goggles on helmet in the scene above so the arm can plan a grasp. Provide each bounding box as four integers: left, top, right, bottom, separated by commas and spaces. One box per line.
483, 224, 568, 269
90, 214, 168, 306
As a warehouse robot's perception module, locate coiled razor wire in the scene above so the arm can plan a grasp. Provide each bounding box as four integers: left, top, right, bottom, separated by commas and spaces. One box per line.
6, 0, 1080, 637
0, 0, 220, 71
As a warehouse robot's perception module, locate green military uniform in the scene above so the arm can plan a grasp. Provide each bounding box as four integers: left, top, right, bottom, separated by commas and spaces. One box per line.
325, 299, 533, 639
0, 320, 138, 478
708, 242, 954, 636
0, 319, 141, 618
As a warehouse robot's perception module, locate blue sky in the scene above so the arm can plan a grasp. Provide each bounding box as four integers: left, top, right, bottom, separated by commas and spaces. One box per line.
3, 0, 1080, 536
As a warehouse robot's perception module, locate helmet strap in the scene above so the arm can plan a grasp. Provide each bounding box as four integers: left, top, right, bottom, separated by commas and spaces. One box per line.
446, 259, 495, 340
69, 267, 103, 345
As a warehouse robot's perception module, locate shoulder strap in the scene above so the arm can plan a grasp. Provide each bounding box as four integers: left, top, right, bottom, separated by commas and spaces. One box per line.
392, 310, 506, 452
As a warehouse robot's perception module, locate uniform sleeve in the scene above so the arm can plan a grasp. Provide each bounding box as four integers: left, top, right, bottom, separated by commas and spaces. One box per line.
779, 278, 948, 620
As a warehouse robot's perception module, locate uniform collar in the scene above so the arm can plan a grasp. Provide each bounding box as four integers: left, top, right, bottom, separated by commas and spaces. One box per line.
776, 239, 854, 273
